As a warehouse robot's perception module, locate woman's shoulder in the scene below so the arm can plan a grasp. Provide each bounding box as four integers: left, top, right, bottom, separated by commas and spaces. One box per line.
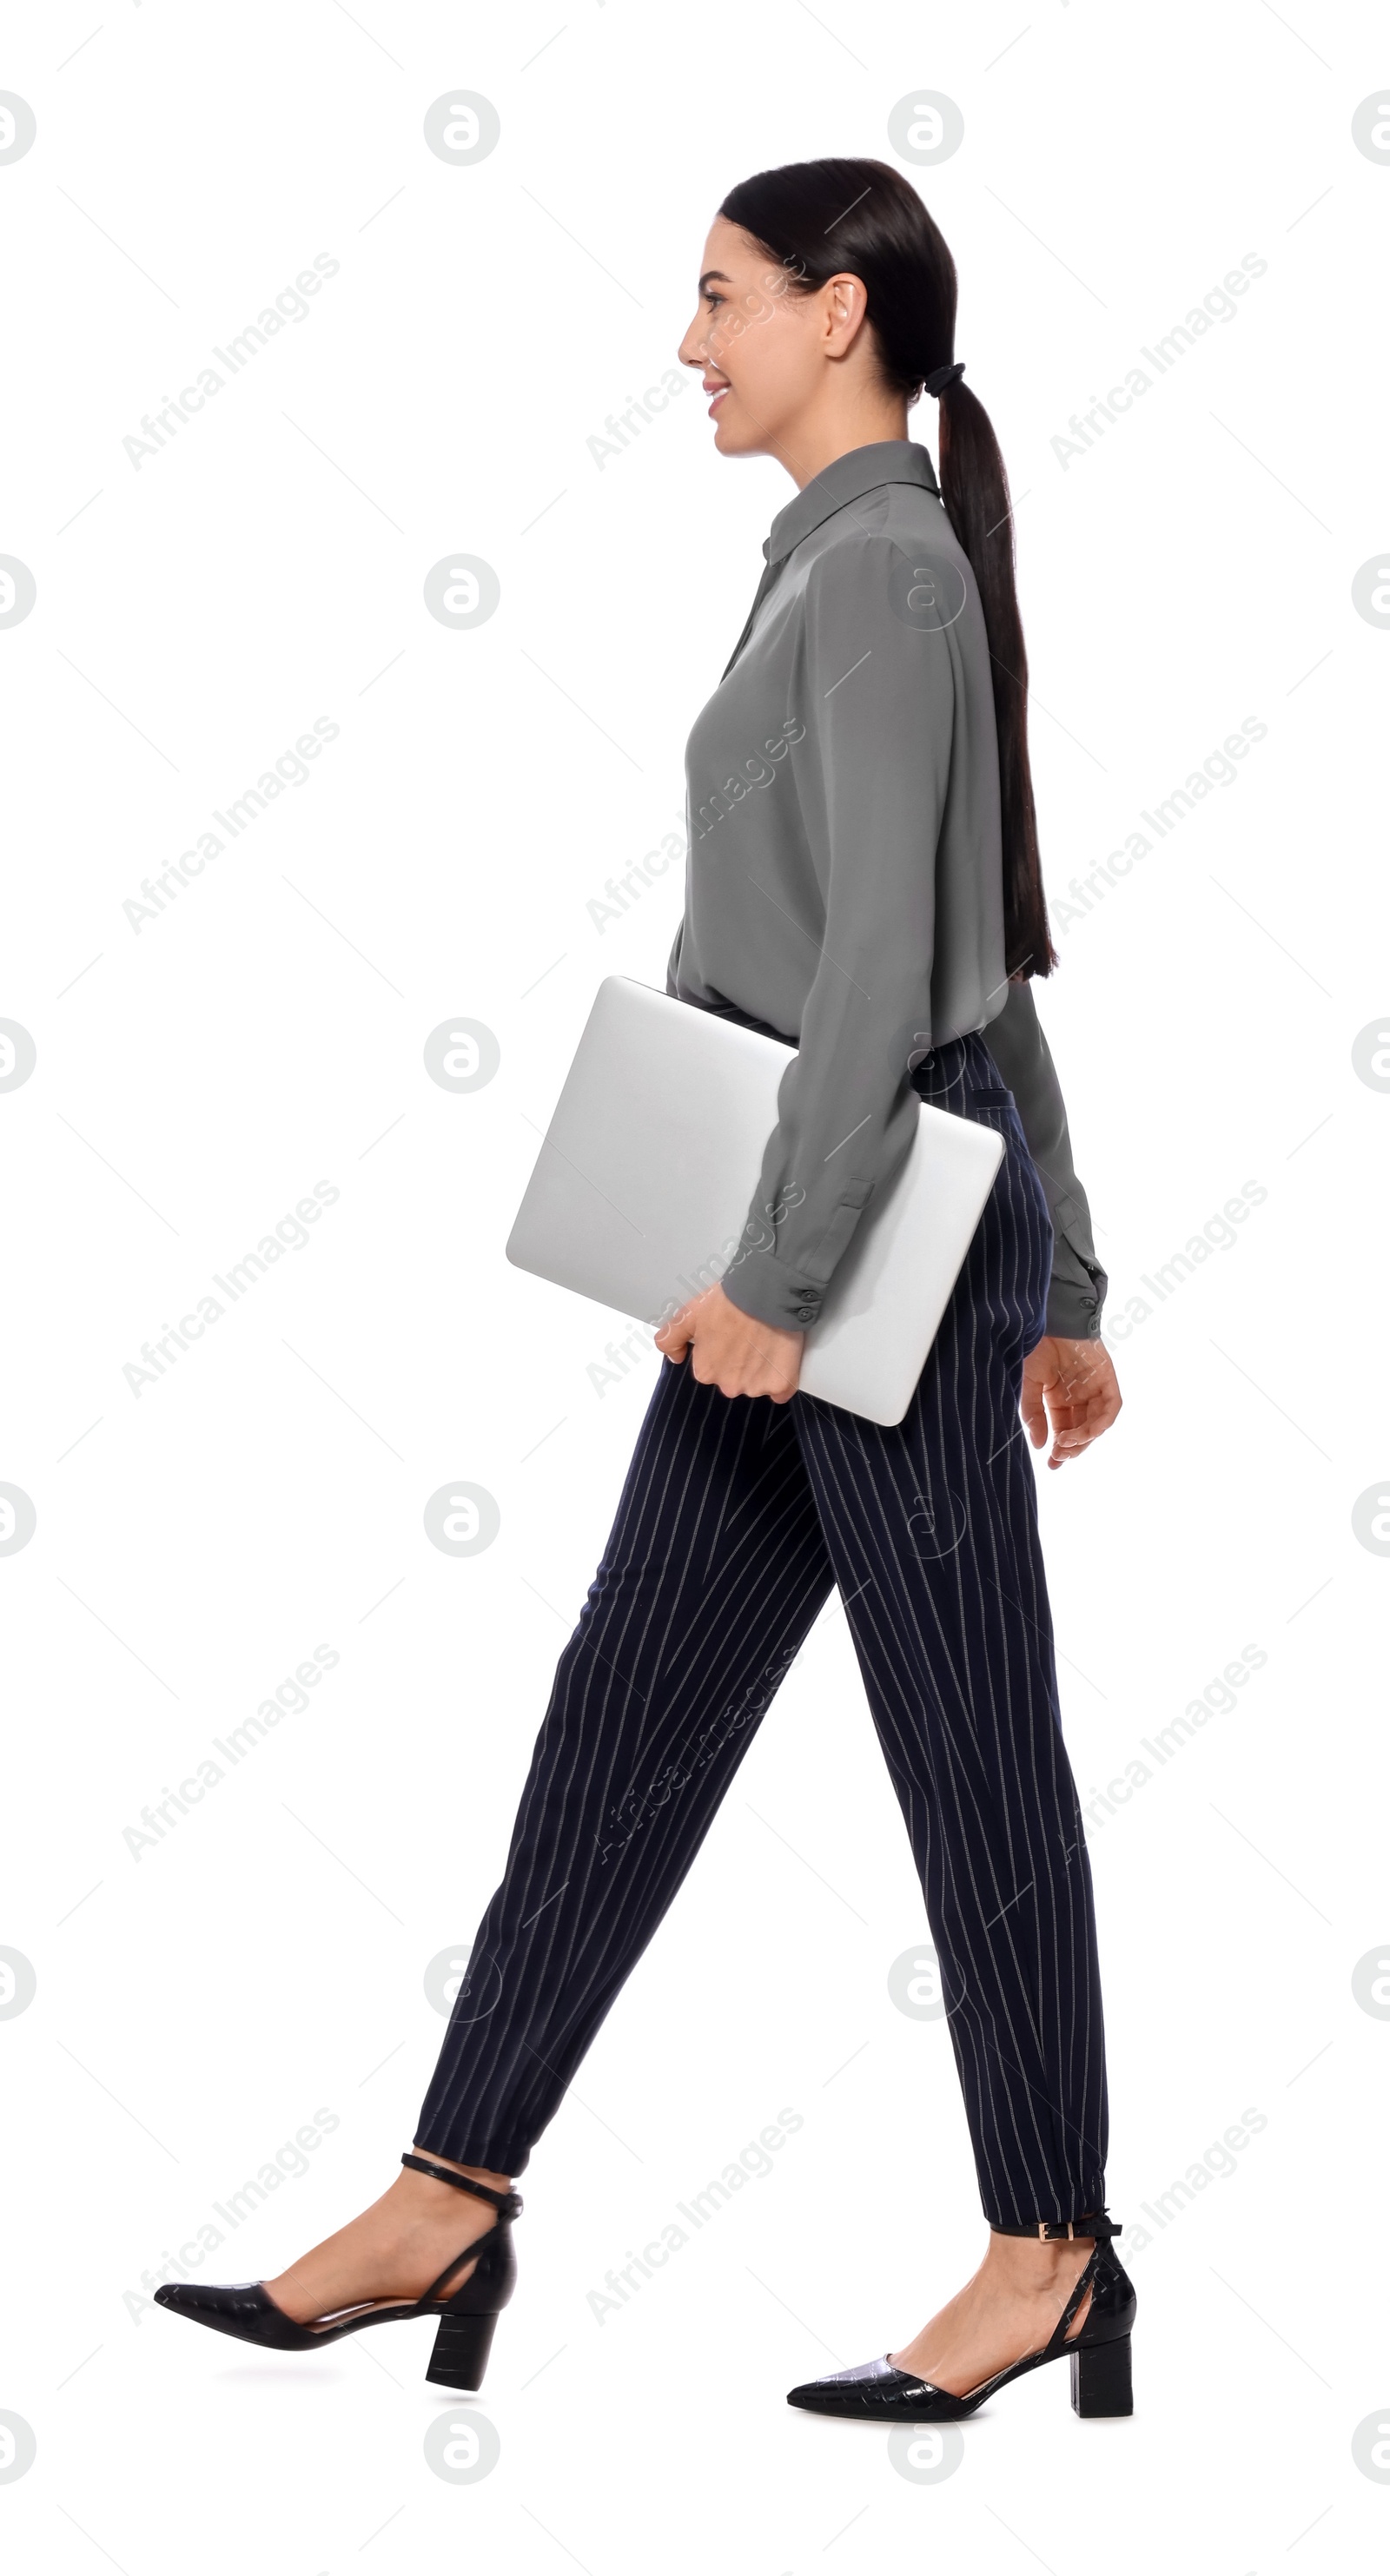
804, 481, 964, 586
800, 486, 976, 641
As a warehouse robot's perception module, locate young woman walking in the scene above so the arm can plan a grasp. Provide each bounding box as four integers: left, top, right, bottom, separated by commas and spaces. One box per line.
156, 157, 1135, 2426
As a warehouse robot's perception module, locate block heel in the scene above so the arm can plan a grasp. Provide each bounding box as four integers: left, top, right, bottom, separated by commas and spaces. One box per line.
153, 2153, 523, 2390
787, 2209, 1138, 2425
427, 2307, 500, 2392
1070, 2329, 1132, 2416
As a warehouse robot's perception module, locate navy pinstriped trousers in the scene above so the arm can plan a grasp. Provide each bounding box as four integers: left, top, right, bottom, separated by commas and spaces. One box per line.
417, 1031, 1109, 2225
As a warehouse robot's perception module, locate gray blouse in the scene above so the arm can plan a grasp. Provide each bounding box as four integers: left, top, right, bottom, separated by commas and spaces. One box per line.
666, 438, 1108, 1344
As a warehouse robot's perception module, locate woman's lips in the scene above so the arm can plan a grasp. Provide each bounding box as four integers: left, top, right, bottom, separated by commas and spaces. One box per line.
706, 384, 729, 417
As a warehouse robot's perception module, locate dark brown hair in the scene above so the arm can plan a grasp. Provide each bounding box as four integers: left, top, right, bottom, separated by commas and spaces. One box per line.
719, 155, 1056, 981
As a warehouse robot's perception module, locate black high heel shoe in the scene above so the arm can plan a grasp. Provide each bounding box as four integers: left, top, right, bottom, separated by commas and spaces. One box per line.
786, 2211, 1135, 2423
153, 2153, 523, 2392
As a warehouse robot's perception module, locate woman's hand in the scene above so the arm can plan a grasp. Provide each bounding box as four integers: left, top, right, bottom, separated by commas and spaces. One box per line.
1021, 1335, 1122, 1469
654, 1281, 804, 1401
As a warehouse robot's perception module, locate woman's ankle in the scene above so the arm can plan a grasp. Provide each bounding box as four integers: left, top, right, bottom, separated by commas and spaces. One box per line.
983, 2228, 1094, 2290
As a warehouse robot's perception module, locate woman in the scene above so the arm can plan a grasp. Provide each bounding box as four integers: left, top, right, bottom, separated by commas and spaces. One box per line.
155, 156, 1135, 2425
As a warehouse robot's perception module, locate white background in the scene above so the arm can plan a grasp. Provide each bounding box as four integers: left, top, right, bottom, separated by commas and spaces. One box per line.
3, 0, 1388, 2567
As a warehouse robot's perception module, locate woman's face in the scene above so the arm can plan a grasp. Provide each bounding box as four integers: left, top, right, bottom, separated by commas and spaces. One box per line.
678, 215, 831, 459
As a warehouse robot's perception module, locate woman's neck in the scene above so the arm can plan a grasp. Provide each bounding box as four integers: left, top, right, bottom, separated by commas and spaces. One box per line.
779, 393, 914, 491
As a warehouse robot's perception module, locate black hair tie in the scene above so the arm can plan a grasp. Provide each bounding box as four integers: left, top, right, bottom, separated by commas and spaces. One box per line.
923, 360, 965, 396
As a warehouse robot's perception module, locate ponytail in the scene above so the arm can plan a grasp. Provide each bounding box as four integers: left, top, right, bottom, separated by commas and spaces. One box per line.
718, 155, 1057, 980
933, 372, 1056, 977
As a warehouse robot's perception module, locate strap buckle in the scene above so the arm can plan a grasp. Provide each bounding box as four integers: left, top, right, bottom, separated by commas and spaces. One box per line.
990, 2209, 1123, 2243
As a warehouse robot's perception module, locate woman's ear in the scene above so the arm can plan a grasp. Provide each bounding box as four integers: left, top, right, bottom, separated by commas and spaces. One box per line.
822, 271, 872, 359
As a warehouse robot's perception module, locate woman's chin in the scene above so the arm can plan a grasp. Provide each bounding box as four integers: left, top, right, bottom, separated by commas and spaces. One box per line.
712, 411, 753, 457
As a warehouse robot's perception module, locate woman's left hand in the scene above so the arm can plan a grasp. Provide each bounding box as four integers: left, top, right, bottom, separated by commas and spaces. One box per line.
654, 1281, 804, 1401
1021, 1334, 1122, 1468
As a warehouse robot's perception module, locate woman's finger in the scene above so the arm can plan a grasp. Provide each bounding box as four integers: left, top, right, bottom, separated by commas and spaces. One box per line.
655, 1303, 696, 1360
1020, 1380, 1049, 1448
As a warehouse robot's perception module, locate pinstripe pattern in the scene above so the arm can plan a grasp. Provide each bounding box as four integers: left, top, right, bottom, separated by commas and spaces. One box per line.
417, 1032, 1109, 2223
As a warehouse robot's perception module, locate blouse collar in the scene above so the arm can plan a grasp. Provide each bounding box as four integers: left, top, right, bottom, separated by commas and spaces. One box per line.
764, 439, 942, 567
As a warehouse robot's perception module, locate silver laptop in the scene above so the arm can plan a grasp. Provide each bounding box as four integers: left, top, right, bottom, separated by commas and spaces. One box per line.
506, 977, 1003, 1427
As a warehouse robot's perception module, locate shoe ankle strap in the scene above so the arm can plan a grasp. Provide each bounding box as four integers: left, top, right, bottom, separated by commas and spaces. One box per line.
990, 2208, 1122, 2243
402, 2152, 524, 2221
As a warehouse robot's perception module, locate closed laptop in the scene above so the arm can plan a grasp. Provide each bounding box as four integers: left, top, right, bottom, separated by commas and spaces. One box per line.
506, 977, 1003, 1427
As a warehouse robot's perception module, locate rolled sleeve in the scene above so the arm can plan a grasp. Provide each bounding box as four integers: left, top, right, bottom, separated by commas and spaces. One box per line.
721, 536, 953, 1331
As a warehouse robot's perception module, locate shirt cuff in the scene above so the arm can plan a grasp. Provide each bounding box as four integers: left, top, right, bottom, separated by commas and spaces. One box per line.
718, 1245, 827, 1332
724, 1222, 1110, 1342
1044, 1251, 1109, 1342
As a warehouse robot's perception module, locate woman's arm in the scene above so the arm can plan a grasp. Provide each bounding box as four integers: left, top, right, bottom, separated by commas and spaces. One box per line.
718, 531, 960, 1333
982, 975, 1109, 1341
